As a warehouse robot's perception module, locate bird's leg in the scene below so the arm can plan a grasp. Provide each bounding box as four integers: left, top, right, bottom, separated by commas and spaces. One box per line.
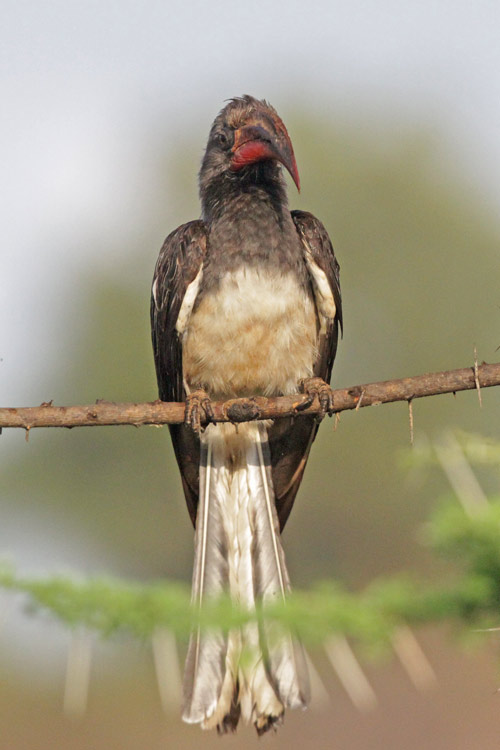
294, 377, 335, 422
184, 389, 215, 433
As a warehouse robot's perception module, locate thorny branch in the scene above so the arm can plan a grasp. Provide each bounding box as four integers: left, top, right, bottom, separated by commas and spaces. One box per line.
1, 362, 499, 432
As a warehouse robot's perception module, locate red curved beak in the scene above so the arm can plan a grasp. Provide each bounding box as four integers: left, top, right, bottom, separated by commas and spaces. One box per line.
231, 121, 300, 191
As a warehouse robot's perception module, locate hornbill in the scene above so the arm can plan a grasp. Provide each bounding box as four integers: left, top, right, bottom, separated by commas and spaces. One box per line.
151, 96, 342, 734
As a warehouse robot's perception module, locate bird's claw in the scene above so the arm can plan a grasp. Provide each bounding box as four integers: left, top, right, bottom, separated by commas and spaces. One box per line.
294, 377, 335, 422
184, 389, 214, 433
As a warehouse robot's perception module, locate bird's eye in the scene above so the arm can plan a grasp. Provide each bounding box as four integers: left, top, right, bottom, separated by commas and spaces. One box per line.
214, 131, 228, 147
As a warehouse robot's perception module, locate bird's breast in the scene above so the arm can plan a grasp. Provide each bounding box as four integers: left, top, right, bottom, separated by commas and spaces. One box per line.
182, 266, 318, 399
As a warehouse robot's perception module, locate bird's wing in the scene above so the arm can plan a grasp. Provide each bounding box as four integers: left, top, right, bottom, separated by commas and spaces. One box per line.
151, 220, 208, 523
151, 220, 208, 402
269, 210, 342, 529
291, 209, 342, 381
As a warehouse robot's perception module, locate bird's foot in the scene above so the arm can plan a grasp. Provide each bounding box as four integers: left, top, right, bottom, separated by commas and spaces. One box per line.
184, 389, 214, 433
294, 377, 335, 422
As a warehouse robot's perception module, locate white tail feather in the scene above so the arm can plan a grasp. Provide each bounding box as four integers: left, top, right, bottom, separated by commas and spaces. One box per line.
182, 422, 309, 732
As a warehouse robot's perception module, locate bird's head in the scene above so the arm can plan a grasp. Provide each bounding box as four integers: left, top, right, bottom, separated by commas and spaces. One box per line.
199, 96, 300, 211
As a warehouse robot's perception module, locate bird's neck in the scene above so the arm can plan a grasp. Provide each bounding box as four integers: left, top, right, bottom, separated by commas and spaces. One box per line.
199, 163, 303, 281
200, 164, 289, 225
199, 181, 302, 282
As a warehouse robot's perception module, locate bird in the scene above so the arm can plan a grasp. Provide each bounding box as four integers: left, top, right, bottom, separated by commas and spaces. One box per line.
150, 95, 342, 734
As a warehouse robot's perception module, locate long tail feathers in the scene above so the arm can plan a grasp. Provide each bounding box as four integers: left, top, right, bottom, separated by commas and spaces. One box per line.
182, 422, 310, 733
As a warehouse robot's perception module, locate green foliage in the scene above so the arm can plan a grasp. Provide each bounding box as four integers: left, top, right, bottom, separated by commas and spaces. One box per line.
3, 436, 500, 653
427, 502, 500, 582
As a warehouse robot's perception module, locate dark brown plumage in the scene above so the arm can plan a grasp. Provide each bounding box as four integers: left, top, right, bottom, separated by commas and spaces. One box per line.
151, 95, 342, 733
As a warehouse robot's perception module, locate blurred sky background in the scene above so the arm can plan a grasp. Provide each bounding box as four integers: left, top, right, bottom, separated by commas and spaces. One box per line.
2, 1, 500, 748
2, 0, 500, 406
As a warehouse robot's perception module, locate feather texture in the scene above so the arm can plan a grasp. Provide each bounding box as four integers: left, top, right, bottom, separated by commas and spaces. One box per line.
182, 422, 309, 732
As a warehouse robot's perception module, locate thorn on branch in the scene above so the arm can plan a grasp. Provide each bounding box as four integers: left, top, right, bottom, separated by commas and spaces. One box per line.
408, 399, 414, 446
63, 630, 92, 718
355, 389, 365, 412
304, 652, 330, 709
347, 385, 363, 403
473, 346, 482, 408
391, 625, 436, 691
324, 635, 377, 712
1, 362, 500, 430
434, 431, 488, 516
152, 629, 182, 712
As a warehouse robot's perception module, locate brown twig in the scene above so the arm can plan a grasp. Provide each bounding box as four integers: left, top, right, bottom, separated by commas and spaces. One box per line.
0, 362, 499, 431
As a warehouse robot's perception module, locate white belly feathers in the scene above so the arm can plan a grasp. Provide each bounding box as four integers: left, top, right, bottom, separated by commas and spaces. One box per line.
182, 267, 318, 398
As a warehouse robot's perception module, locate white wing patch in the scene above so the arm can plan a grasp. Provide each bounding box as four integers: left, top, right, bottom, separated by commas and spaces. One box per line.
176, 265, 204, 335
151, 277, 159, 308
303, 250, 336, 332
